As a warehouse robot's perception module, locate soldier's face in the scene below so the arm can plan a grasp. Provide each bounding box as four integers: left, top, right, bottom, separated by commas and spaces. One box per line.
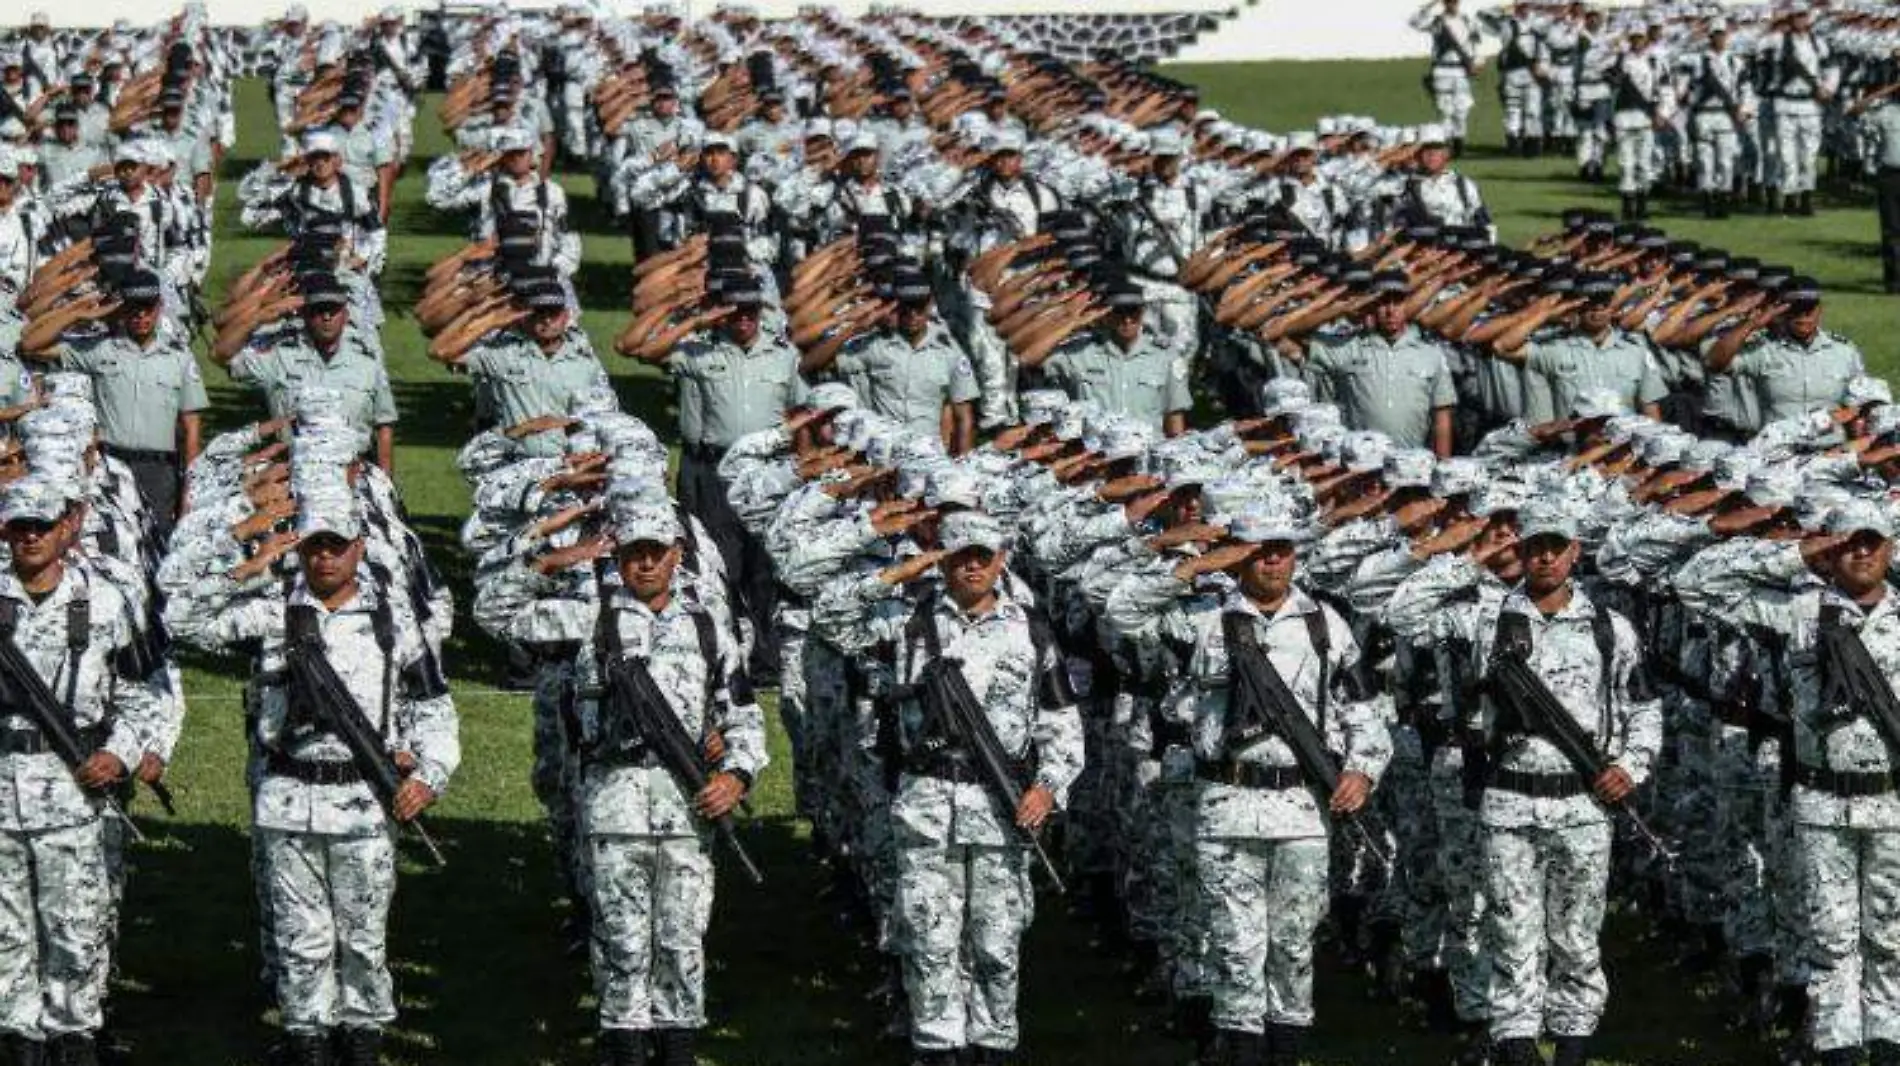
1833, 532, 1894, 599
1166, 487, 1204, 526
115, 159, 143, 189
847, 150, 877, 180
4, 511, 69, 573
655, 96, 678, 118
121, 301, 161, 342
55, 120, 76, 144
1155, 156, 1181, 182
1372, 298, 1408, 336
1518, 534, 1579, 595
723, 306, 760, 346
896, 302, 930, 337
617, 540, 681, 602
530, 306, 570, 344
991, 151, 1023, 181
502, 149, 535, 179
1109, 306, 1144, 345
309, 152, 340, 184
1236, 541, 1297, 603
299, 534, 365, 598
1785, 302, 1823, 342
941, 545, 1005, 605
303, 304, 348, 348
704, 147, 736, 179
0, 175, 14, 210
1419, 146, 1451, 174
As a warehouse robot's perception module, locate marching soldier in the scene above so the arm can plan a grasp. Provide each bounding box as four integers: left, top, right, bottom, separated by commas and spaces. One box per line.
1691, 22, 1751, 219
1411, 0, 1481, 155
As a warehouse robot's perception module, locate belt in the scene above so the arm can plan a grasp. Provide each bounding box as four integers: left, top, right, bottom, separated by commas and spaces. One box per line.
1194, 759, 1304, 790
682, 442, 729, 462
0, 723, 111, 757
1795, 764, 1897, 797
589, 746, 664, 770
265, 752, 364, 786
1488, 768, 1590, 799
103, 445, 176, 463
906, 748, 1029, 784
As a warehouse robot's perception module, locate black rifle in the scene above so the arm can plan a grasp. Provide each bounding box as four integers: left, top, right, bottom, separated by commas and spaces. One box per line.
1819, 610, 1900, 772
1486, 649, 1674, 865
0, 636, 155, 841
915, 657, 1067, 893
600, 656, 765, 885
284, 623, 446, 867
1223, 621, 1391, 866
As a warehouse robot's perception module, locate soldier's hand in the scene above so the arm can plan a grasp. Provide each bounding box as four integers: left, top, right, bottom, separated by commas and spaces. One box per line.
75, 751, 128, 791
1148, 522, 1225, 550
136, 752, 167, 785
392, 777, 437, 822
1592, 766, 1634, 805
1329, 771, 1372, 815
506, 414, 578, 439
1176, 541, 1258, 581
880, 548, 948, 586
1097, 474, 1163, 503
702, 730, 728, 764
1015, 784, 1056, 830
536, 532, 616, 574
695, 772, 747, 820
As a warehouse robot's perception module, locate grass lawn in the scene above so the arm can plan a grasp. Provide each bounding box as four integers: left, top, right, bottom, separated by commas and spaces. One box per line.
106, 61, 1844, 1064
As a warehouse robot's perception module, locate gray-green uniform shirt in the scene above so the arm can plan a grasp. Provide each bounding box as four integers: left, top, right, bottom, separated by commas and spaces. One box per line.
1724, 329, 1864, 424
36, 138, 106, 192
461, 327, 612, 455
1865, 101, 1900, 169
59, 333, 209, 453
667, 332, 809, 449
337, 121, 394, 192
1042, 328, 1193, 434
151, 123, 214, 180
1521, 327, 1669, 423
1305, 324, 1458, 447
835, 323, 980, 439
231, 329, 398, 431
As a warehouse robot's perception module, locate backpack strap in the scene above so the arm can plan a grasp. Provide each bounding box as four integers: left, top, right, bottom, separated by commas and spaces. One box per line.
365, 563, 398, 734
688, 605, 722, 707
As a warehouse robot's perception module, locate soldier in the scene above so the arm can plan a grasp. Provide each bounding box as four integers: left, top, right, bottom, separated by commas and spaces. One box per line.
1703, 276, 1864, 426
479, 497, 765, 1066
37, 106, 106, 194
799, 266, 979, 453
162, 478, 458, 1066
1101, 493, 1390, 1066
619, 276, 806, 684
1764, 9, 1833, 216
1022, 279, 1191, 438
1574, 9, 1617, 183
1462, 500, 1661, 1066
0, 475, 179, 1066
214, 272, 398, 469
1489, 3, 1545, 156
0, 152, 36, 294
1612, 27, 1672, 221
1289, 270, 1458, 456
1691, 22, 1751, 219
239, 130, 389, 277
1541, 5, 1585, 156
1390, 126, 1492, 235
425, 127, 581, 279
809, 509, 1084, 1066
1856, 82, 1900, 292
1113, 128, 1206, 357
19, 269, 208, 540
1479, 272, 1668, 422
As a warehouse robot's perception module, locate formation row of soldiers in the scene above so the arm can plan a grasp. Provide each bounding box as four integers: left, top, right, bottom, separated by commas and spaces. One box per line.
1412, 0, 1900, 250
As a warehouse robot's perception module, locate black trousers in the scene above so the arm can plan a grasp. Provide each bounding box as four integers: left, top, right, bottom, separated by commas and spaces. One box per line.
106, 446, 181, 546
677, 449, 780, 684
1878, 167, 1900, 292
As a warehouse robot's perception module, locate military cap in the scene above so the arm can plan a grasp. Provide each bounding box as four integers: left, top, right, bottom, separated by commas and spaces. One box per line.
1727, 257, 1761, 282
1383, 448, 1435, 490
1417, 123, 1450, 146
521, 280, 568, 311
295, 487, 363, 543
1569, 388, 1629, 421
804, 118, 834, 141
299, 272, 351, 310
160, 88, 187, 110
1517, 499, 1579, 542
337, 91, 364, 110
1368, 270, 1409, 297
940, 511, 1007, 554
0, 153, 16, 181
1575, 272, 1619, 299
1227, 497, 1313, 544
1260, 378, 1311, 418
1431, 457, 1486, 498
299, 129, 341, 157
702, 132, 738, 154
1783, 276, 1823, 305
1019, 390, 1069, 426
986, 129, 1027, 154
117, 269, 164, 305
924, 467, 984, 510
889, 268, 932, 306
1102, 280, 1147, 311
53, 103, 79, 123
1825, 498, 1895, 539
1147, 129, 1187, 157
1744, 469, 1802, 510
1340, 430, 1390, 474
718, 276, 765, 308
492, 126, 536, 154
1845, 375, 1893, 408
1468, 479, 1529, 517
0, 477, 75, 525
610, 502, 682, 549
846, 132, 880, 155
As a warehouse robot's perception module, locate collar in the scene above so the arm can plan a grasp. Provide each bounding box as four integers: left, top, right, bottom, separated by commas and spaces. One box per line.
1503, 581, 1594, 622
288, 567, 380, 615
1225, 583, 1320, 622
0, 560, 80, 610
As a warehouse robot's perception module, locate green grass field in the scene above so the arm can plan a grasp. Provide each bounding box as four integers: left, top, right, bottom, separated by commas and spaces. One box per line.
104, 60, 1856, 1064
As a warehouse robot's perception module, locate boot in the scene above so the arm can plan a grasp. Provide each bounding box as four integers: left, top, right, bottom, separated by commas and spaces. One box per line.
1714, 192, 1732, 219
1774, 984, 1810, 1035
1818, 1050, 1863, 1066
1736, 955, 1773, 1033
1174, 995, 1216, 1061
598, 1029, 648, 1066
1766, 190, 1783, 214
1635, 194, 1650, 221
1331, 895, 1366, 965
336, 1028, 380, 1066
45, 1039, 94, 1066
1871, 1041, 1900, 1066
1800, 193, 1817, 216
1412, 969, 1458, 1033
1683, 923, 1726, 971
1620, 195, 1638, 221
1491, 1037, 1541, 1066
653, 1027, 696, 1066
277, 1033, 330, 1066
1366, 920, 1403, 1000
1453, 1022, 1492, 1066
1229, 1031, 1266, 1066
1523, 137, 1542, 159
968, 1049, 1011, 1066
1506, 134, 1521, 156
1550, 1035, 1589, 1066
1265, 1024, 1306, 1066
1702, 193, 1718, 219
908, 1050, 960, 1066
1, 1038, 45, 1066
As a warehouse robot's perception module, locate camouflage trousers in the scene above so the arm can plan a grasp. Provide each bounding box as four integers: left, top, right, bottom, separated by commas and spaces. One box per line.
1151, 766, 1207, 998
776, 619, 813, 820
845, 703, 899, 950
804, 639, 852, 846
1372, 726, 1435, 968
1430, 749, 1490, 1023
588, 834, 715, 1031
1199, 835, 1329, 1032
1711, 725, 1776, 962
896, 839, 1034, 1052
1483, 819, 1612, 1041
0, 820, 109, 1040
531, 670, 586, 902
1796, 823, 1900, 1051
260, 828, 398, 1034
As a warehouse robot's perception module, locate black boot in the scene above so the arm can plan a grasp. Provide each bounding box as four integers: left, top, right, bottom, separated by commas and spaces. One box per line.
1367, 920, 1403, 1000
598, 1029, 648, 1066
1412, 969, 1458, 1033
1173, 996, 1217, 1064
1774, 984, 1810, 1035
1550, 1035, 1589, 1066
1800, 192, 1817, 216
1453, 1022, 1492, 1066
1331, 895, 1366, 965
968, 1049, 1011, 1066
908, 1050, 960, 1066
1, 1038, 45, 1066
653, 1027, 696, 1066
1871, 1040, 1900, 1066
277, 1033, 330, 1066
1715, 192, 1732, 219
1506, 134, 1521, 156
1523, 137, 1542, 159
336, 1028, 380, 1066
1492, 1037, 1541, 1066
1635, 194, 1650, 221
45, 1039, 94, 1066
1818, 1050, 1863, 1066
1265, 1024, 1306, 1066
1620, 195, 1638, 221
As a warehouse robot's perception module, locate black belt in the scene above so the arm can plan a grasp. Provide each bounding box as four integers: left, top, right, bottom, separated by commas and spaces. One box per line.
1150, 720, 1191, 757
588, 746, 664, 770
1194, 759, 1304, 790
1488, 768, 1589, 799
1796, 764, 1898, 797
682, 442, 729, 462
0, 723, 109, 756
103, 445, 177, 463
265, 752, 364, 786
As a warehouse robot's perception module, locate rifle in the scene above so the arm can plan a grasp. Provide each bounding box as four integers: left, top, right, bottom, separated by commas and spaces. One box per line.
0, 634, 156, 842
1223, 619, 1392, 867
1819, 610, 1900, 775
600, 656, 765, 885
284, 618, 447, 867
1486, 642, 1675, 866
915, 656, 1067, 893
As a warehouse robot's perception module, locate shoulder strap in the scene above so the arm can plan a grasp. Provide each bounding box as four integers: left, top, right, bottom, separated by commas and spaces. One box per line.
0, 599, 17, 639
1304, 605, 1331, 729
1590, 601, 1618, 745
62, 587, 90, 714
688, 605, 721, 705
